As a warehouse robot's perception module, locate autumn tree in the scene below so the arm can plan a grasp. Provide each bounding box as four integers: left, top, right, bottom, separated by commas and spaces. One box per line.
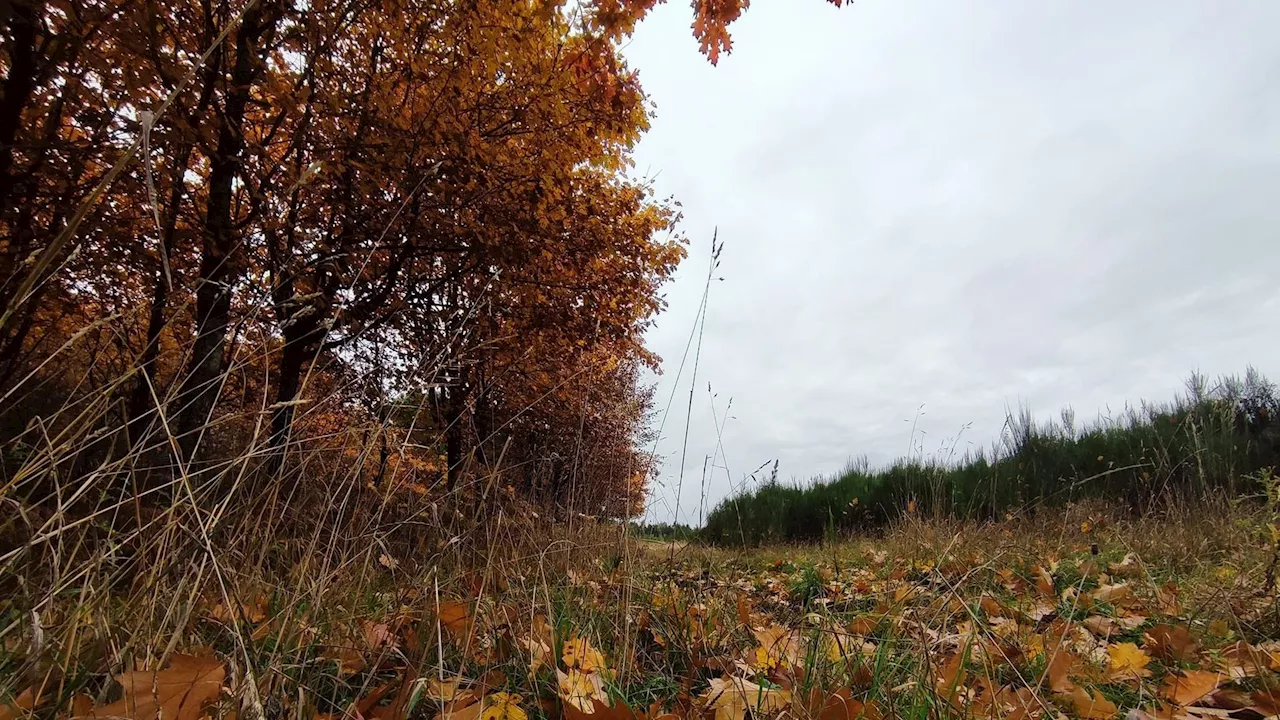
0, 0, 843, 514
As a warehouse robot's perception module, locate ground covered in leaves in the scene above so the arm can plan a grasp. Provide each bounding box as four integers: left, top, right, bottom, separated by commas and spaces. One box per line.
3, 509, 1280, 720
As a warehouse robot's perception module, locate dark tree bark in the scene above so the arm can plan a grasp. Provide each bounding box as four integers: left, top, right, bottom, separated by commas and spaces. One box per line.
0, 0, 43, 217
175, 0, 281, 455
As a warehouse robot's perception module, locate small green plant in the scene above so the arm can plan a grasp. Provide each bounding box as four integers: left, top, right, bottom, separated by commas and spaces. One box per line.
790, 563, 825, 606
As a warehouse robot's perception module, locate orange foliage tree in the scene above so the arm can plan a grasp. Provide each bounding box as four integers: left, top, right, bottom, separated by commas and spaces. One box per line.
0, 0, 842, 516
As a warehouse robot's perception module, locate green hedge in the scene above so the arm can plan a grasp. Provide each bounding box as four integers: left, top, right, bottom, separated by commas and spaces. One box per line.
703, 370, 1280, 546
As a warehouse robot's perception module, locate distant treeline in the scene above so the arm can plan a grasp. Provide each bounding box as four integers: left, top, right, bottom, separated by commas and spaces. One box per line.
703, 369, 1280, 546
628, 521, 698, 541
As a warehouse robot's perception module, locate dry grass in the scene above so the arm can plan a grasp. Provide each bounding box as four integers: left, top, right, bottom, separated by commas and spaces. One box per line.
3, 493, 1278, 719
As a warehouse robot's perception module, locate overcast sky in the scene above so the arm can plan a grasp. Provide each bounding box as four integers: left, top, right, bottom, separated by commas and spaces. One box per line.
622, 0, 1280, 525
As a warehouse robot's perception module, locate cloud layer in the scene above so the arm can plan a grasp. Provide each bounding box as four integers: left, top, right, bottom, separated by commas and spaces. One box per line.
624, 0, 1280, 524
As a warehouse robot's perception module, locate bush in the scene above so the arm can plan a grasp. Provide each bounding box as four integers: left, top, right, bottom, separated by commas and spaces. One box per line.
703, 369, 1280, 546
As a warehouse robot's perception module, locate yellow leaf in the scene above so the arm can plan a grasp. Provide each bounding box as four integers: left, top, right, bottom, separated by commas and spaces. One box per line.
751, 625, 802, 670
562, 637, 607, 672
1106, 643, 1152, 680
482, 693, 528, 720
558, 670, 607, 713
702, 677, 790, 720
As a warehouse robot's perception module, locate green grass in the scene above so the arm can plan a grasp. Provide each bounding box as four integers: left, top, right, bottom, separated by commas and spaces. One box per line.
705, 369, 1280, 546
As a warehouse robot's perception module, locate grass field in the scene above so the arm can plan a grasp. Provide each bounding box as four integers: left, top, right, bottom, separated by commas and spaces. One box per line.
4, 499, 1279, 720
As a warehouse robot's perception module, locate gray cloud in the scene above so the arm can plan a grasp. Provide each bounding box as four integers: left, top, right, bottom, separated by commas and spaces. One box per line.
625, 0, 1280, 524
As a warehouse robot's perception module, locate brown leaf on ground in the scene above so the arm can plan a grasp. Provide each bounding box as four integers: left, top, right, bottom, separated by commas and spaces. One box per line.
736, 594, 752, 627
1085, 616, 1118, 638
429, 677, 478, 705
1144, 625, 1199, 662
1046, 648, 1077, 693
437, 600, 474, 636
1155, 583, 1182, 615
363, 620, 396, 650
207, 592, 268, 625
935, 649, 969, 707
1220, 642, 1274, 678
564, 697, 641, 720
1070, 688, 1119, 719
1161, 671, 1223, 707
1091, 583, 1132, 605
751, 625, 804, 670
848, 616, 878, 636
0, 687, 41, 720
805, 687, 866, 720
1035, 567, 1056, 598
435, 696, 486, 720
1209, 688, 1253, 710
352, 678, 401, 719
320, 645, 366, 678
74, 652, 225, 720
1250, 688, 1280, 717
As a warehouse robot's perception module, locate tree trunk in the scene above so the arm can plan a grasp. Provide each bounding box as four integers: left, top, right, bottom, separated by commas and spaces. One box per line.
0, 0, 43, 218
174, 1, 278, 455
444, 381, 466, 492
269, 317, 324, 449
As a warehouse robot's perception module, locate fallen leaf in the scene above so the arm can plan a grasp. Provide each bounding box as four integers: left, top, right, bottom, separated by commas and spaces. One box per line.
1209, 688, 1253, 710
558, 670, 608, 712
75, 652, 225, 720
436, 697, 486, 720
1085, 616, 1118, 638
1219, 642, 1274, 678
1070, 687, 1119, 719
363, 620, 396, 649
483, 693, 527, 720
1155, 583, 1182, 615
1108, 554, 1142, 578
1046, 649, 1077, 693
1161, 671, 1223, 706
437, 600, 473, 636
751, 625, 803, 670
1035, 567, 1056, 598
1107, 643, 1152, 680
429, 677, 477, 704
701, 677, 790, 720
207, 592, 268, 625
1144, 625, 1199, 662
815, 688, 866, 720
0, 687, 41, 720
1092, 583, 1132, 605
562, 637, 607, 673
321, 646, 366, 678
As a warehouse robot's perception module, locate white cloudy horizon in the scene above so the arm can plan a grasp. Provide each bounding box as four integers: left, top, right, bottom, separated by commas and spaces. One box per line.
622, 0, 1280, 525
